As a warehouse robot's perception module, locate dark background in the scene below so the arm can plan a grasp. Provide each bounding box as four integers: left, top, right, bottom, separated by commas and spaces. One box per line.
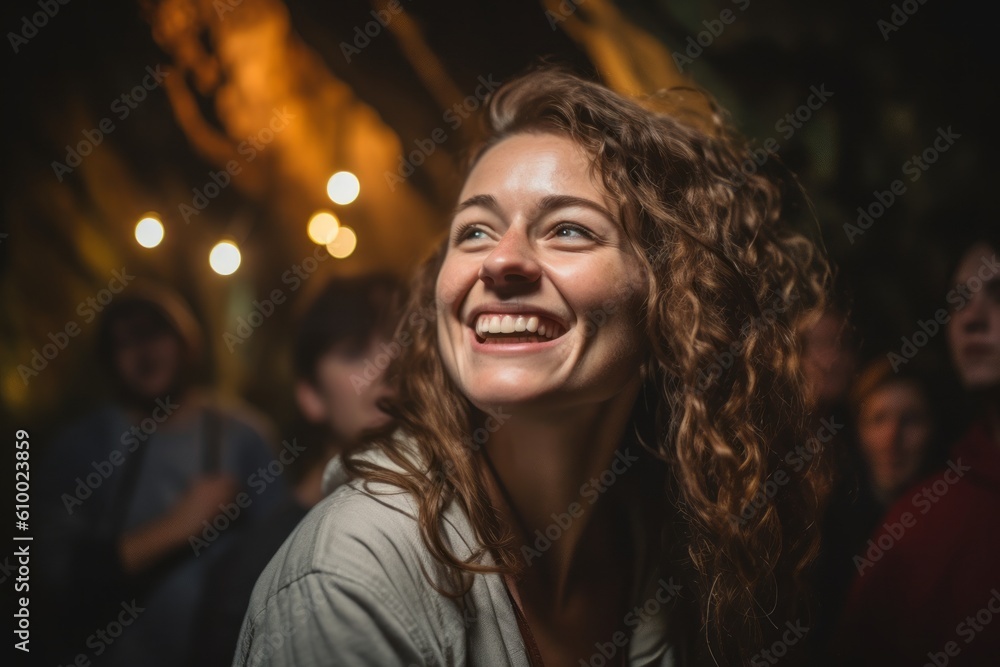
3, 0, 997, 436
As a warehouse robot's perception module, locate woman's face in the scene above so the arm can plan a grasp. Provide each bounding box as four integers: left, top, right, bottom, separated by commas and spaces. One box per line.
946, 241, 1000, 391
856, 381, 932, 498
435, 132, 648, 411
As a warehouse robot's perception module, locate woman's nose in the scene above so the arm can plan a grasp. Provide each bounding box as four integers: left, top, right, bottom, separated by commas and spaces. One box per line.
478, 227, 542, 288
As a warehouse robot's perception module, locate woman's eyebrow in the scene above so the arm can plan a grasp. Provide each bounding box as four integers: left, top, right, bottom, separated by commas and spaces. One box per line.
452, 194, 499, 219
451, 193, 616, 224
534, 195, 615, 222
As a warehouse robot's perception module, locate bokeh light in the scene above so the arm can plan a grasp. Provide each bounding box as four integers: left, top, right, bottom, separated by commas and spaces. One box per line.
326, 171, 360, 205
209, 241, 241, 275
307, 210, 340, 245
135, 215, 164, 248
326, 226, 357, 258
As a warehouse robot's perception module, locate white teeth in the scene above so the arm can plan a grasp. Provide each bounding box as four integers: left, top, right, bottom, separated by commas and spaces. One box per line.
473, 313, 562, 340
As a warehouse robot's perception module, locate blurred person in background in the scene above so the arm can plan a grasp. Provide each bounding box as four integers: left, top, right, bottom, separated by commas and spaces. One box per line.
833, 230, 1000, 665
800, 302, 864, 658
36, 284, 288, 667
811, 356, 937, 661
801, 305, 859, 414
851, 358, 936, 506
189, 273, 403, 666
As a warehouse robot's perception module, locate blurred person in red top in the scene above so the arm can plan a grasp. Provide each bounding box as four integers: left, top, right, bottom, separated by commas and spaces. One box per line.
833, 232, 1000, 666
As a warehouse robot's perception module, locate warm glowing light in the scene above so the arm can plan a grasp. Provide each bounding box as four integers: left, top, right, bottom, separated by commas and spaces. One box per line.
326, 171, 360, 205
135, 215, 164, 248
209, 241, 241, 275
307, 211, 340, 245
326, 226, 357, 259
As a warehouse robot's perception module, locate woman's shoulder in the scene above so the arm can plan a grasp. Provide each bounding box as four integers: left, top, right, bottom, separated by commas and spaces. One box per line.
255, 453, 428, 590
248, 433, 483, 604
236, 444, 484, 666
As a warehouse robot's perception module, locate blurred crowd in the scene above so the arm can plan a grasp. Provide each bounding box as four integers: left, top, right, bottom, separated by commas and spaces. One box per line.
34, 229, 1000, 666
35, 273, 404, 666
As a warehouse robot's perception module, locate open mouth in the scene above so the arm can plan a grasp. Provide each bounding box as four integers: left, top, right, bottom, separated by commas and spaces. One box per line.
472, 314, 566, 344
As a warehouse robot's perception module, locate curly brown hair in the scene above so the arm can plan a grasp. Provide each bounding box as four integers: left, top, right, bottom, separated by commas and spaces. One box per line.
345, 65, 832, 665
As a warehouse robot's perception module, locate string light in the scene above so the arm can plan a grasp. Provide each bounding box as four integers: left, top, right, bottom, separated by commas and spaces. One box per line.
307, 210, 340, 245
209, 241, 241, 275
326, 171, 360, 205
326, 226, 357, 258
135, 215, 164, 248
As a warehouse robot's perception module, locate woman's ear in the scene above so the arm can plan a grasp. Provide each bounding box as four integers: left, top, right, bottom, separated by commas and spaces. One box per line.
295, 379, 328, 424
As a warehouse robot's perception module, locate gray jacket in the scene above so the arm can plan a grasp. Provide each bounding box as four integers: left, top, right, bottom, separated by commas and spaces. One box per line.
233, 441, 680, 666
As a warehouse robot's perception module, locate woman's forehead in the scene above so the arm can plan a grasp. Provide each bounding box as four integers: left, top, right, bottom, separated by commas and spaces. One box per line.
458, 133, 612, 211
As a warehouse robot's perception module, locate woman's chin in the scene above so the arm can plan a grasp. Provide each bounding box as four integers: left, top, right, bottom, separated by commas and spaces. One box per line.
463, 382, 553, 411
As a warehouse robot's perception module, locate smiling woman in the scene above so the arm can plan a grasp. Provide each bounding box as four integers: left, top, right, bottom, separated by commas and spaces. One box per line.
236, 66, 831, 667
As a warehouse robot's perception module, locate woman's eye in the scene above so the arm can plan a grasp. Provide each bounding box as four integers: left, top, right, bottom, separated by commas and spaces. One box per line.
453, 223, 488, 243
553, 222, 593, 239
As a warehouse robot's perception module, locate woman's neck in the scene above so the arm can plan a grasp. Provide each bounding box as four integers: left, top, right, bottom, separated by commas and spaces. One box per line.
479, 377, 643, 604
